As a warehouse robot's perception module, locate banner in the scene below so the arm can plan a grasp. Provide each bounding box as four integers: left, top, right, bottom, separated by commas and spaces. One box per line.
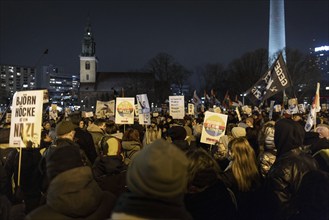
136, 94, 150, 114
96, 100, 115, 118
10, 90, 44, 148
246, 54, 290, 105
115, 97, 135, 124
200, 111, 228, 145
169, 96, 185, 119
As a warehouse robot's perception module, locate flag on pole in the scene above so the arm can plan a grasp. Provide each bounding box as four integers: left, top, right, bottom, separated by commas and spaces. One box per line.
305, 82, 321, 132
246, 53, 291, 105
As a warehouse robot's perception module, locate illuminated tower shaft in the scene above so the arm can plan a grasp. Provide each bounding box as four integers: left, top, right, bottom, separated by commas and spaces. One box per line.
268, 0, 286, 64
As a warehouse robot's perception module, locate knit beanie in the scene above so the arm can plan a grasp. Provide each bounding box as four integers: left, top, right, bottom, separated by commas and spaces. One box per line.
127, 139, 188, 199
46, 145, 84, 181
168, 126, 187, 141
55, 120, 77, 136
231, 127, 246, 138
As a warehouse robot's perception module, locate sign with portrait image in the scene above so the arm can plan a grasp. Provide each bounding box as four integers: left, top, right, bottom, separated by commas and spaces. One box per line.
9, 90, 44, 148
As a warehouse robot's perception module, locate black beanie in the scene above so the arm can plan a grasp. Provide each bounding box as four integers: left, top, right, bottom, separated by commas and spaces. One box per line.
46, 145, 84, 181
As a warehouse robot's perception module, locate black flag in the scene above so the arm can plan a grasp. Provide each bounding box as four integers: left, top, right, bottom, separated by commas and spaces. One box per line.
245, 53, 291, 105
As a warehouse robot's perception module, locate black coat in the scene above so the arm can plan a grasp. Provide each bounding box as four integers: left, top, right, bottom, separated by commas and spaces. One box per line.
264, 119, 319, 220
74, 127, 97, 164
184, 180, 237, 220
265, 149, 318, 220
92, 155, 127, 198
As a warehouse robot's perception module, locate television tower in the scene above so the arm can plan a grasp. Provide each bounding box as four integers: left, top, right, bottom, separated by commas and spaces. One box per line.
268, 0, 286, 65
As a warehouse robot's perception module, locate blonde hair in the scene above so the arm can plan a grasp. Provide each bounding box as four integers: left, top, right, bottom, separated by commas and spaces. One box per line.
228, 137, 261, 192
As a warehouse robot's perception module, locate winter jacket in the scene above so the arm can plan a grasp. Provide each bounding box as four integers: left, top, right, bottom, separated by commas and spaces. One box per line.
264, 119, 318, 220
93, 155, 128, 197
111, 192, 193, 220
184, 180, 237, 220
87, 123, 106, 156
121, 141, 141, 165
26, 166, 116, 220
74, 127, 97, 164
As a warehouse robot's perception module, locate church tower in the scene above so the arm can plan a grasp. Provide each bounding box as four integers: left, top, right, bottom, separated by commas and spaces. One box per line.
80, 18, 97, 91
268, 0, 286, 65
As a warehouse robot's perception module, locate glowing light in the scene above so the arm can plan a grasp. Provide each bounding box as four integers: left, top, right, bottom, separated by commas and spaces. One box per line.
315, 46, 329, 52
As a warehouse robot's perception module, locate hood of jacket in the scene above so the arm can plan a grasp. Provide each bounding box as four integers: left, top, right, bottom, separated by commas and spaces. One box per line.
46, 166, 103, 218
93, 156, 127, 177
122, 141, 141, 151
274, 118, 305, 157
87, 123, 104, 134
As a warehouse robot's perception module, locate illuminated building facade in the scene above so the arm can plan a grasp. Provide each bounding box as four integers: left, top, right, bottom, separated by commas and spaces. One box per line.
0, 64, 36, 106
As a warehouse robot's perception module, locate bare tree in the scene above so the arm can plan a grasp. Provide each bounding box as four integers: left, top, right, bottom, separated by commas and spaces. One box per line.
285, 48, 321, 100
199, 63, 228, 99
227, 48, 268, 97
144, 52, 190, 103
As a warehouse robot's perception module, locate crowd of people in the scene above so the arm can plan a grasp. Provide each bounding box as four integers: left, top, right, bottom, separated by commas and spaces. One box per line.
0, 106, 329, 220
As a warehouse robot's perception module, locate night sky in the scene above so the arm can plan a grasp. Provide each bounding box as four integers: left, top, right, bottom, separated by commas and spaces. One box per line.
0, 0, 328, 75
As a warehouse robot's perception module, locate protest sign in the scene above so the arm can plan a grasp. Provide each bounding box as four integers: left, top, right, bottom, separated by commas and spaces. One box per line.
139, 113, 151, 125
136, 94, 150, 114
10, 90, 43, 148
188, 103, 194, 115
200, 111, 228, 145
115, 97, 135, 124
169, 96, 185, 119
96, 100, 115, 118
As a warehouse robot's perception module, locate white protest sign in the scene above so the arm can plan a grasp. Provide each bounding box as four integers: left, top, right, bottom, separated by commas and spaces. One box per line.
169, 96, 185, 119
136, 94, 150, 114
10, 90, 44, 148
115, 97, 135, 124
200, 111, 228, 145
96, 100, 115, 118
139, 113, 151, 125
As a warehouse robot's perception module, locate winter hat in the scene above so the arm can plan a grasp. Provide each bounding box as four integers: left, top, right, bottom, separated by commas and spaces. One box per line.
127, 139, 188, 199
231, 127, 246, 138
168, 126, 187, 141
46, 145, 84, 181
55, 120, 77, 136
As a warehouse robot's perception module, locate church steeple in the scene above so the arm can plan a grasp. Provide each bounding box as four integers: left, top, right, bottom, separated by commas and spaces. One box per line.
80, 17, 97, 86
81, 18, 96, 56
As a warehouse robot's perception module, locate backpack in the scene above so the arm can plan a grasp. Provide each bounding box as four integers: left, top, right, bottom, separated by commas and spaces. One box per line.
99, 135, 122, 156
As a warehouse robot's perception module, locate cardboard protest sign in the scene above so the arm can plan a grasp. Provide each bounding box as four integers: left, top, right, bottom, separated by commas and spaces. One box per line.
200, 111, 228, 145
115, 97, 135, 124
96, 100, 115, 118
10, 90, 43, 148
169, 96, 185, 119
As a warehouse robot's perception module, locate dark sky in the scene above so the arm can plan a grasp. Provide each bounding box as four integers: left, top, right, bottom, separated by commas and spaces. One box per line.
0, 0, 328, 75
